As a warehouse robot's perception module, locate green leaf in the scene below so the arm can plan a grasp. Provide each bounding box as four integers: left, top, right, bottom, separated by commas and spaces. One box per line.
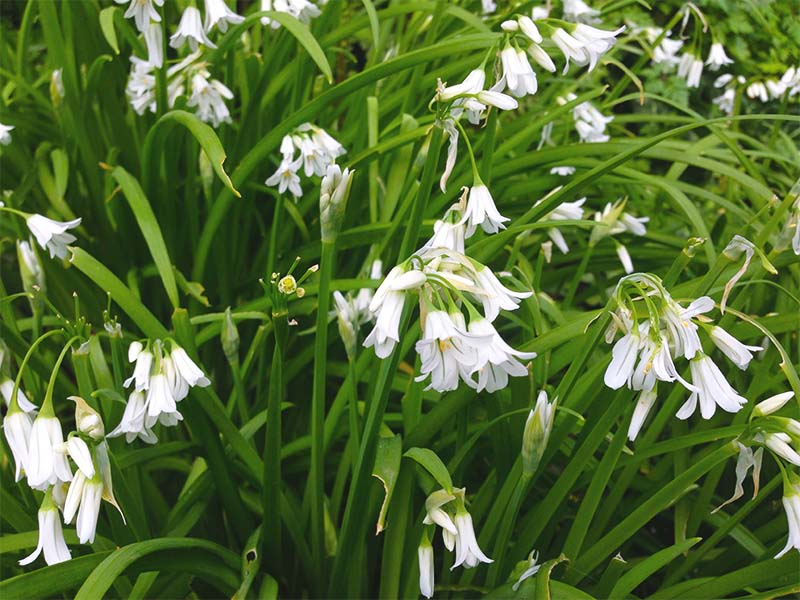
371, 434, 402, 534
110, 165, 180, 308
174, 267, 210, 307
142, 110, 239, 199
99, 6, 120, 54
403, 447, 453, 493
536, 554, 570, 600
72, 538, 240, 599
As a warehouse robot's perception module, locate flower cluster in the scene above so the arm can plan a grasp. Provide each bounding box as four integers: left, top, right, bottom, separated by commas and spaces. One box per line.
603, 273, 762, 441
365, 206, 535, 393
3, 381, 123, 566
109, 339, 210, 444
418, 488, 492, 597
265, 123, 346, 198
558, 93, 614, 143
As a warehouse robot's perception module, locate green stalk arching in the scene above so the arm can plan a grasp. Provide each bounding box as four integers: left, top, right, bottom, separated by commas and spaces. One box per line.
309, 240, 336, 590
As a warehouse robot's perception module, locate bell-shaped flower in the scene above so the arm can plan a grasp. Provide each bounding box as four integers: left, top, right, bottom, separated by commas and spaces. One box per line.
468, 318, 536, 393
63, 471, 104, 544
705, 42, 733, 71
115, 0, 163, 32
143, 22, 163, 67
628, 389, 658, 441
204, 0, 244, 32
3, 408, 34, 482
753, 391, 795, 417
64, 436, 95, 479
463, 183, 509, 236
108, 390, 158, 444
451, 508, 493, 569
265, 157, 304, 198
187, 71, 234, 128
19, 491, 71, 566
676, 355, 747, 420
26, 214, 81, 260
512, 550, 542, 591
415, 311, 487, 392
708, 326, 762, 370
422, 489, 458, 536
776, 472, 800, 558
498, 47, 538, 98
472, 266, 531, 321
170, 345, 211, 389
27, 414, 73, 488
170, 7, 217, 51
364, 266, 427, 358
124, 342, 153, 391
563, 0, 600, 23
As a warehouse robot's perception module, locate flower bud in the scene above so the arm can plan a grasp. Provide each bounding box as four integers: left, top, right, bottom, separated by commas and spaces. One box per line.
69, 396, 105, 441
522, 391, 556, 475
278, 275, 297, 295
320, 165, 354, 243
753, 391, 794, 416
221, 307, 240, 363
17, 240, 45, 299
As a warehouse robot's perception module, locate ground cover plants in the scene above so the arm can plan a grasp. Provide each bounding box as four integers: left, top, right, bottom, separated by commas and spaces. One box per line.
0, 0, 799, 598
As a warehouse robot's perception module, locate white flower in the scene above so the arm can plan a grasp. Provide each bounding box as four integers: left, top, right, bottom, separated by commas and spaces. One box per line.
26, 214, 81, 259
143, 22, 163, 67
364, 267, 427, 358
63, 471, 104, 544
481, 0, 496, 14
498, 47, 538, 98
604, 326, 641, 390
27, 415, 73, 488
463, 184, 509, 236
540, 195, 585, 254
677, 54, 703, 88
439, 119, 459, 192
146, 373, 178, 422
115, 0, 164, 32
0, 123, 14, 145
468, 318, 536, 393
527, 43, 557, 73
628, 389, 657, 441
415, 311, 485, 392
108, 390, 158, 444
746, 82, 769, 102
721, 235, 774, 312
765, 79, 786, 99
261, 0, 321, 27
423, 489, 458, 535
776, 475, 800, 558
19, 499, 71, 566
713, 443, 762, 513
660, 296, 712, 360
552, 24, 624, 73
713, 88, 736, 115
644, 28, 683, 66
187, 71, 234, 128
170, 346, 211, 389
563, 0, 600, 23
204, 0, 244, 32
170, 7, 217, 51
780, 66, 800, 97
126, 58, 158, 115
705, 42, 733, 71
266, 157, 303, 198
616, 243, 634, 274
51, 68, 65, 100
676, 355, 747, 420
709, 326, 762, 370
436, 69, 488, 124
423, 207, 466, 254
562, 93, 613, 143
517, 16, 542, 43
451, 509, 492, 569
65, 436, 95, 479
475, 90, 519, 111
550, 28, 589, 74
418, 540, 435, 598
3, 410, 34, 482
472, 266, 531, 322
512, 550, 542, 591
1, 378, 37, 412
124, 343, 153, 391
532, 5, 550, 19
550, 166, 575, 176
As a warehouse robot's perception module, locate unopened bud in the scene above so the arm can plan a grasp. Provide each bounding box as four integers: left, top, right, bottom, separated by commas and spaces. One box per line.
320, 165, 354, 243
522, 391, 556, 475
17, 240, 45, 298
69, 395, 105, 441
753, 391, 794, 417
221, 307, 239, 363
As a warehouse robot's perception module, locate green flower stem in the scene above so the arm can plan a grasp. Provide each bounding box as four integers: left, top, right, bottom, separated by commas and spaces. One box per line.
309, 240, 336, 589
42, 335, 81, 415
11, 329, 64, 415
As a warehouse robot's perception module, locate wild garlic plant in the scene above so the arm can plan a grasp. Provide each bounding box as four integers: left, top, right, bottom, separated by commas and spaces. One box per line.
1, 1, 799, 599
